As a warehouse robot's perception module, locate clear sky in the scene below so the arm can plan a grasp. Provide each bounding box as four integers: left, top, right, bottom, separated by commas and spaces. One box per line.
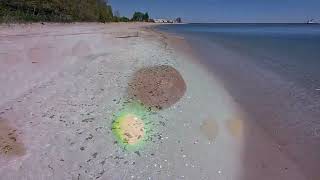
109, 0, 320, 23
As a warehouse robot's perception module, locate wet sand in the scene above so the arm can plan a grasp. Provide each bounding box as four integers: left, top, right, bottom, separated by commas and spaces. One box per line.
0, 23, 306, 179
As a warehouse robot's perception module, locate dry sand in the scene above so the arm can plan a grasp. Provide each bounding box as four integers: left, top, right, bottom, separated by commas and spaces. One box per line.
0, 23, 306, 179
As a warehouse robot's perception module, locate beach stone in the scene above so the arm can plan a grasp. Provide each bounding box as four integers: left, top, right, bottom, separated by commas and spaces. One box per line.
129, 65, 186, 109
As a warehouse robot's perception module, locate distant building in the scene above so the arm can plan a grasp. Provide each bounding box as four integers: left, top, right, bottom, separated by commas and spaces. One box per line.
174, 17, 182, 23
154, 18, 181, 23
306, 19, 319, 24
154, 19, 171, 23
307, 19, 315, 24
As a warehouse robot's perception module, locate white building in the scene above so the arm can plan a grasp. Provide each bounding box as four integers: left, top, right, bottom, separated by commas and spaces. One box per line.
154, 19, 173, 23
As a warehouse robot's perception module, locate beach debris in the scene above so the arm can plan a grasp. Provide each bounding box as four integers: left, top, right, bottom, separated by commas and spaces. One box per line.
200, 119, 218, 142
128, 65, 186, 109
193, 140, 199, 144
115, 32, 139, 38
82, 117, 94, 123
0, 118, 26, 158
134, 151, 141, 156
316, 88, 320, 91
85, 134, 94, 141
92, 152, 98, 158
116, 35, 139, 38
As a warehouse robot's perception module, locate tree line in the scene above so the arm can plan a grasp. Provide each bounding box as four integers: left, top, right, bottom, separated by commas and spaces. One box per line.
0, 0, 151, 23
113, 11, 150, 22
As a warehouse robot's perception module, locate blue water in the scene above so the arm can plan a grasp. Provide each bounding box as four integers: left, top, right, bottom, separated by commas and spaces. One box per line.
158, 24, 320, 91
157, 24, 320, 179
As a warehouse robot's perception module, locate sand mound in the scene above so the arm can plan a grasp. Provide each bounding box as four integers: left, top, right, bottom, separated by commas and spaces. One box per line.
129, 65, 186, 109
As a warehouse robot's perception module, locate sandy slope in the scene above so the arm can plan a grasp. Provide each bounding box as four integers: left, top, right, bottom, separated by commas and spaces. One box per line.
0, 23, 306, 179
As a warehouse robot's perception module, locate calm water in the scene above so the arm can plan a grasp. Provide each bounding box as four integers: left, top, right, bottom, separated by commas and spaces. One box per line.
158, 23, 320, 90
157, 23, 320, 179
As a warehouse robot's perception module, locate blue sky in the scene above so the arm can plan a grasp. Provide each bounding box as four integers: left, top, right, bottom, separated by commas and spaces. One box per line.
109, 0, 320, 23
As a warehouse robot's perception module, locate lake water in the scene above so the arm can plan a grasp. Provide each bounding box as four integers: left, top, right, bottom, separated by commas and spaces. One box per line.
158, 23, 320, 90
157, 23, 320, 179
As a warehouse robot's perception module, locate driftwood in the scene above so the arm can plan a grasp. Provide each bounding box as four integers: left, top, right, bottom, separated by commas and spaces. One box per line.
115, 32, 139, 38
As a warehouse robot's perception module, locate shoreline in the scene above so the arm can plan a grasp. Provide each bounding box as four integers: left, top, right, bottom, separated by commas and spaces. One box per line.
157, 25, 320, 179
0, 23, 307, 179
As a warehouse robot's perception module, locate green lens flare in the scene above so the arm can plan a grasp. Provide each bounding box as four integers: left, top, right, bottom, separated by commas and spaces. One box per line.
112, 101, 151, 151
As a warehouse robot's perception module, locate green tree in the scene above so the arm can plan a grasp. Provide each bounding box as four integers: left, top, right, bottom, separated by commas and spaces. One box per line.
0, 0, 114, 23
143, 12, 149, 21
131, 11, 144, 21
119, 16, 129, 22
131, 11, 149, 22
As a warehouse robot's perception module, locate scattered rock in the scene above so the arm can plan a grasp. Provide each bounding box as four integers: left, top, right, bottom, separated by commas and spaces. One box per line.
85, 134, 94, 141
134, 151, 141, 156
82, 118, 94, 123
159, 121, 166, 126
92, 152, 98, 158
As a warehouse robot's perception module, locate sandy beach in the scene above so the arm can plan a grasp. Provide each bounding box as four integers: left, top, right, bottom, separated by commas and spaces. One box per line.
0, 23, 307, 179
